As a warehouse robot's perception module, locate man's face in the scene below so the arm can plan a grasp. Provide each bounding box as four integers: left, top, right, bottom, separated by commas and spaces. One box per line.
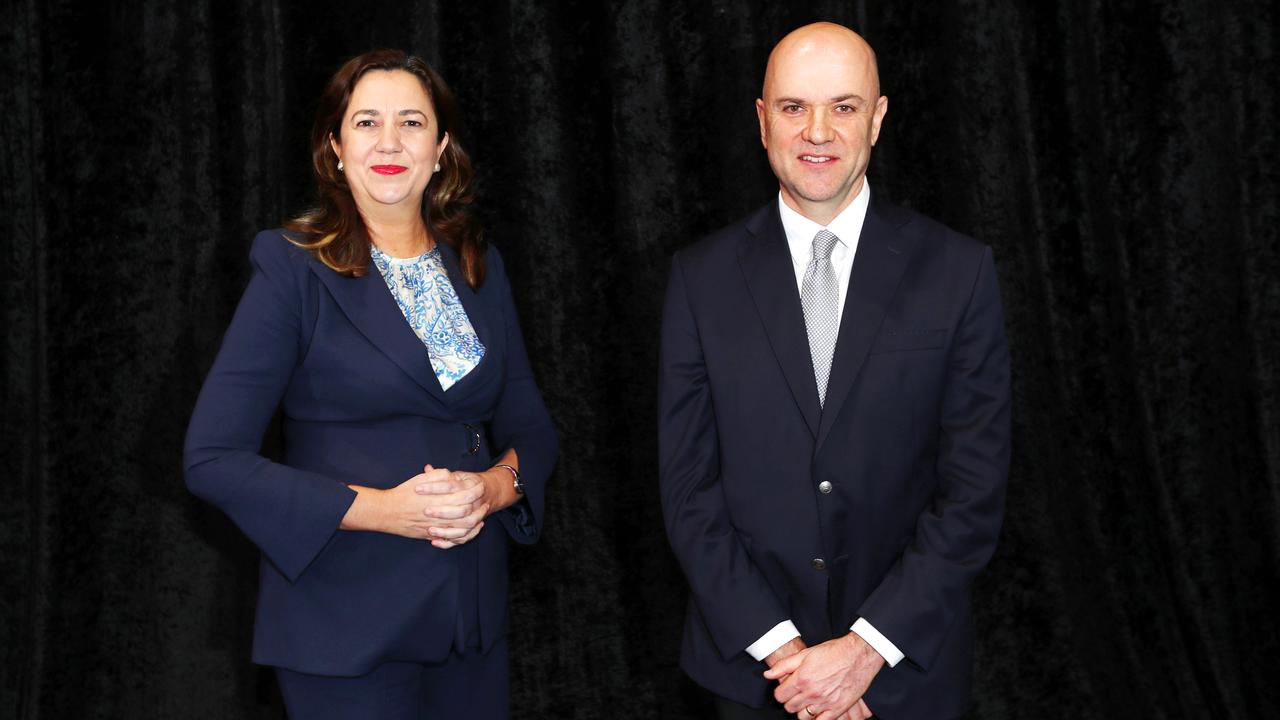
756, 35, 887, 224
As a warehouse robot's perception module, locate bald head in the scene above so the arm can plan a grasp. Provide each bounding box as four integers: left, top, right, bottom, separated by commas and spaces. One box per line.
755, 22, 888, 224
763, 22, 880, 101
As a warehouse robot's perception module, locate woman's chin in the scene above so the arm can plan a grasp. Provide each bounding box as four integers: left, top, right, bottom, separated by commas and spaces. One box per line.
363, 188, 423, 210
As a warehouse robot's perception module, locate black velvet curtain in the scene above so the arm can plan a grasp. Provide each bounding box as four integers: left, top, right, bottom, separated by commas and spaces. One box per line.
3, 1, 1277, 718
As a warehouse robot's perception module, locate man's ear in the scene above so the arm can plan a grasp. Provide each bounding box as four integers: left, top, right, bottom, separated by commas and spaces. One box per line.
755, 98, 768, 149
869, 96, 888, 147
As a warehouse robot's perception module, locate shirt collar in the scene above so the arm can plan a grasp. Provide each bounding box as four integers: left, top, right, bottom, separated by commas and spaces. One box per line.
778, 179, 871, 264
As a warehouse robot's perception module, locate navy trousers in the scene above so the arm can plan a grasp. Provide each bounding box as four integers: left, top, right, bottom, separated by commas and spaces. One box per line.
274, 638, 508, 720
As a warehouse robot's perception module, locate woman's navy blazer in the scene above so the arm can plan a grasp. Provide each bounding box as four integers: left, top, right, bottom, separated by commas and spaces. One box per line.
184, 230, 557, 675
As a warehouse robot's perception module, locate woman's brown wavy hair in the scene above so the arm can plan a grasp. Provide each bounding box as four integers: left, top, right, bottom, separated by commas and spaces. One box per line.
286, 49, 486, 289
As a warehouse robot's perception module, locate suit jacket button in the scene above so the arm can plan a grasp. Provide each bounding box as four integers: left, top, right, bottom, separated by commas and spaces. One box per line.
818, 481, 833, 494
812, 558, 826, 571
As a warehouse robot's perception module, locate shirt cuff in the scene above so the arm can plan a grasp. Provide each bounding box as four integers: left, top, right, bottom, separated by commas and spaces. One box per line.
745, 620, 801, 661
851, 617, 904, 667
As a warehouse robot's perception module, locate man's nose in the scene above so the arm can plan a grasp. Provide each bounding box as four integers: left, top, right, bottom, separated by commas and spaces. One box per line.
803, 109, 832, 144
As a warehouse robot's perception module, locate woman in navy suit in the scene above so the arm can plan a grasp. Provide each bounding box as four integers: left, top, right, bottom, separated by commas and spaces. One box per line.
184, 49, 557, 719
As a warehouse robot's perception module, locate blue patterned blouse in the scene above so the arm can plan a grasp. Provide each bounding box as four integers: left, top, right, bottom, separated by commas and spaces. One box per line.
370, 243, 486, 391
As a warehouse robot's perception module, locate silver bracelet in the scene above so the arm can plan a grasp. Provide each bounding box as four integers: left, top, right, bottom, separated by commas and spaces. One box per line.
494, 463, 523, 495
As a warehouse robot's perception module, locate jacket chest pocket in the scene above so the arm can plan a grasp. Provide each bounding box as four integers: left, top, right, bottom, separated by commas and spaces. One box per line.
869, 328, 947, 354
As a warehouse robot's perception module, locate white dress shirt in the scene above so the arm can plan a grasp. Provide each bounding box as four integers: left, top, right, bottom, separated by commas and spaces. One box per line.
743, 180, 905, 669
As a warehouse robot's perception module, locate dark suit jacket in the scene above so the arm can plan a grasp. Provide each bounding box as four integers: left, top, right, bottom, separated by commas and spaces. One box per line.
185, 230, 557, 675
659, 196, 1010, 719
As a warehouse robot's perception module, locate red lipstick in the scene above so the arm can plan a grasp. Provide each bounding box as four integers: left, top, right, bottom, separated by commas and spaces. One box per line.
371, 165, 408, 175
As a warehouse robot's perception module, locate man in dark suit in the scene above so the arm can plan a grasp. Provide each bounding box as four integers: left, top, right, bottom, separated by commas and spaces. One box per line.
659, 22, 1010, 720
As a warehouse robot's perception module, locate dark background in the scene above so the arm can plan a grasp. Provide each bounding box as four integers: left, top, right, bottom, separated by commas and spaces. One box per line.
3, 1, 1277, 718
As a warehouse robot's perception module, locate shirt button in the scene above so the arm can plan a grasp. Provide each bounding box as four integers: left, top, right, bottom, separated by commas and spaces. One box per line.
812, 558, 826, 571
818, 481, 833, 494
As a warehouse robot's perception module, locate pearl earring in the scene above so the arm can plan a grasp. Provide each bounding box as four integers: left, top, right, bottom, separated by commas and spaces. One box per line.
434, 162, 442, 172
337, 160, 344, 171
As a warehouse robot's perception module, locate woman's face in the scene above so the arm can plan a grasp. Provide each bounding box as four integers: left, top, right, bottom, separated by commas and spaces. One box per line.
330, 69, 448, 216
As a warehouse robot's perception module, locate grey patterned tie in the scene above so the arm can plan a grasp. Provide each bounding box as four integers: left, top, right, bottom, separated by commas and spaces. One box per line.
801, 230, 840, 406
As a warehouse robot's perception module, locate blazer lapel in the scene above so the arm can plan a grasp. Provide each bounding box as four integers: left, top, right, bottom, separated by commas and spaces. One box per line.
436, 242, 493, 353
816, 196, 914, 450
310, 258, 447, 402
738, 203, 821, 439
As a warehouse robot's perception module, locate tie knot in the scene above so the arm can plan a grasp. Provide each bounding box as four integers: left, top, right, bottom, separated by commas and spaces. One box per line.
811, 229, 839, 261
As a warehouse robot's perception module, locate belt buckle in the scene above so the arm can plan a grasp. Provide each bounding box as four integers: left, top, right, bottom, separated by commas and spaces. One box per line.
463, 423, 481, 455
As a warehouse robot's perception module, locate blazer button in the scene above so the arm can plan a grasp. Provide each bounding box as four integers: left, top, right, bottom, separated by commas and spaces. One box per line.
463, 423, 481, 455
818, 481, 833, 494
812, 558, 826, 571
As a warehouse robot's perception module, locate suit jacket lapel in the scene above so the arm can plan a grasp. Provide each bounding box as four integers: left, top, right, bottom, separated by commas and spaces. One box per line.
816, 196, 914, 450
739, 203, 821, 438
310, 257, 447, 402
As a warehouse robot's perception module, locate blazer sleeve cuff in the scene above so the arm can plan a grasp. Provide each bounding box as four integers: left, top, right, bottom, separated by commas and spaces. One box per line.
497, 496, 536, 540
491, 430, 556, 544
